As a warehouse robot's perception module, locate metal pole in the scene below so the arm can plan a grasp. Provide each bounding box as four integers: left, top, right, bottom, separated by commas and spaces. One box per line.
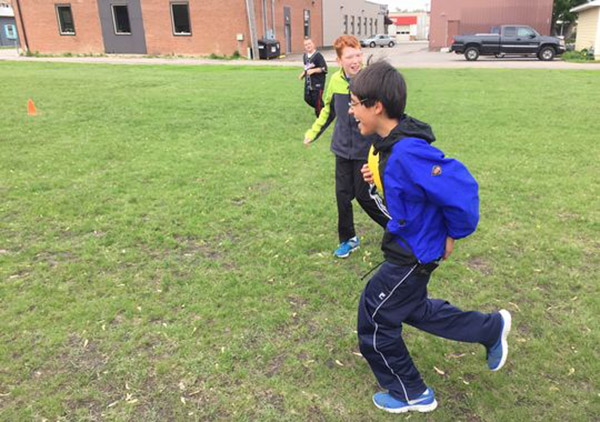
245, 0, 260, 60
271, 0, 275, 38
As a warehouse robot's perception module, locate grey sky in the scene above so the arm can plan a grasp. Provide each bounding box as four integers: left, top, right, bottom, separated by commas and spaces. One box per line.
368, 0, 431, 12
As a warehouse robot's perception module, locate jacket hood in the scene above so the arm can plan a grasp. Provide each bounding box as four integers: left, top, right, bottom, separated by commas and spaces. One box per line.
373, 115, 436, 153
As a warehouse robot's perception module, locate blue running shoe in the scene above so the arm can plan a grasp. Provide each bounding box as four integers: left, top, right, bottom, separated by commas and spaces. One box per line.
373, 388, 438, 413
487, 309, 512, 371
333, 236, 359, 258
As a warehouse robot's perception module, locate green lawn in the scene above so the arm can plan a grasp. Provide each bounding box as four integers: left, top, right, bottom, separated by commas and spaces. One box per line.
0, 62, 599, 421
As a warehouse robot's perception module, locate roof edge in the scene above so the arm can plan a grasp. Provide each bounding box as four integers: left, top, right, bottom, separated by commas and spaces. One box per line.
571, 1, 600, 13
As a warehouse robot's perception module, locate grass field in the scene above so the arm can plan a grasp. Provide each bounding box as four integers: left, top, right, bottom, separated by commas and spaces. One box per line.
0, 62, 599, 421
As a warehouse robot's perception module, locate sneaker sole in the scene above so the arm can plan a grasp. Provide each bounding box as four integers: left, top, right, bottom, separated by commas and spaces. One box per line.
492, 309, 512, 372
373, 397, 438, 414
334, 245, 360, 259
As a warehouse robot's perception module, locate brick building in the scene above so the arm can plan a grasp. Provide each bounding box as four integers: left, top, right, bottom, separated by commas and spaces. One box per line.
429, 0, 554, 50
11, 0, 322, 56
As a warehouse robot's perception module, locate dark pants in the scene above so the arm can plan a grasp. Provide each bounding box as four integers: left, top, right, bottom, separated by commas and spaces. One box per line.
304, 86, 324, 117
335, 155, 389, 243
357, 261, 502, 402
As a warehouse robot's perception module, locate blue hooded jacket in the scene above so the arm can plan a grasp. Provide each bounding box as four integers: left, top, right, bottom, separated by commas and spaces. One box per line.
371, 117, 479, 265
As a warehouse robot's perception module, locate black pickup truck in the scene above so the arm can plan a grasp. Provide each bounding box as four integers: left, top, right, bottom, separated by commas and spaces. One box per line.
450, 25, 565, 61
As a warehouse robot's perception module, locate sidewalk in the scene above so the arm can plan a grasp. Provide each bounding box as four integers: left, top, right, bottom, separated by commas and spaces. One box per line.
1, 45, 599, 70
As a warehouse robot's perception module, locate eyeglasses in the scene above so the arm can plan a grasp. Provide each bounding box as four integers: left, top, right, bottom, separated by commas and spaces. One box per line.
348, 98, 369, 108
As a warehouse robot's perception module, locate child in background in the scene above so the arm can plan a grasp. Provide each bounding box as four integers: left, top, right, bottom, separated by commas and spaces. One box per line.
303, 35, 388, 259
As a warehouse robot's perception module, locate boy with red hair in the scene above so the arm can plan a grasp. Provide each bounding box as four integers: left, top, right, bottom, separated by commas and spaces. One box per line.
303, 35, 389, 258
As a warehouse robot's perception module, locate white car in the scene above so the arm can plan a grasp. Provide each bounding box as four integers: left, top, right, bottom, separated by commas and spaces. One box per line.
360, 34, 396, 48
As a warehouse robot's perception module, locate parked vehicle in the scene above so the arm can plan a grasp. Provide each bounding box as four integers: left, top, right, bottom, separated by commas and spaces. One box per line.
360, 34, 396, 48
450, 25, 566, 61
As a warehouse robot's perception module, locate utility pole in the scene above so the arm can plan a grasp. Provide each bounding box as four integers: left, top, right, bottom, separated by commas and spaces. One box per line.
245, 0, 260, 60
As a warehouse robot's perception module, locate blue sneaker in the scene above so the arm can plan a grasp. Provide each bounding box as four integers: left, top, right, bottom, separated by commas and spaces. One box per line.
333, 236, 359, 258
487, 309, 512, 371
373, 387, 438, 413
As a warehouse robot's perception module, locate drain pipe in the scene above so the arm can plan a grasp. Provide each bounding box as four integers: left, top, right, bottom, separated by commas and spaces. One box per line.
271, 0, 275, 38
13, 0, 30, 52
245, 0, 259, 60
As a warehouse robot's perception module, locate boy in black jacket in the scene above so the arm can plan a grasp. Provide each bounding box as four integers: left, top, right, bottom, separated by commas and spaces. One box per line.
299, 38, 327, 117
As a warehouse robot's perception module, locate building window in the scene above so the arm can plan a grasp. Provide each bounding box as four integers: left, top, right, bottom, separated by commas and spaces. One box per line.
375, 20, 378, 34
369, 18, 373, 36
5, 23, 16, 39
364, 18, 367, 35
112, 5, 131, 35
357, 16, 361, 35
303, 9, 310, 37
56, 4, 75, 35
351, 16, 354, 35
171, 2, 191, 35
343, 15, 348, 34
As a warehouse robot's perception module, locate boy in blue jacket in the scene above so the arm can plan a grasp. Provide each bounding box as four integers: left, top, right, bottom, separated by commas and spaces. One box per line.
349, 61, 512, 413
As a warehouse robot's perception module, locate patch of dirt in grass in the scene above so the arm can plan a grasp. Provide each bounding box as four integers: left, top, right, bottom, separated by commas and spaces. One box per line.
139, 332, 179, 360
517, 321, 532, 336
265, 354, 286, 378
231, 197, 246, 206
308, 405, 327, 422
61, 334, 110, 373
287, 295, 309, 308
248, 180, 273, 194
172, 233, 237, 270
466, 256, 493, 275
110, 312, 126, 326
64, 397, 104, 420
174, 234, 220, 258
34, 250, 77, 267
255, 389, 285, 413
297, 351, 310, 360
558, 212, 581, 221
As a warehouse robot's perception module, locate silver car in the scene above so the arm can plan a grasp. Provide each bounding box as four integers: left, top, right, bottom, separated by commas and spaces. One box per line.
360, 34, 396, 48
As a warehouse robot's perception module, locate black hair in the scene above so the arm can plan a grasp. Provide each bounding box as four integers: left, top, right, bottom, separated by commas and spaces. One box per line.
350, 61, 407, 119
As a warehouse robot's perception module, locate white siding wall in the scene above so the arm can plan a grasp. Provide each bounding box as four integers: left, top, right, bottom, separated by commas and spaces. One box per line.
596, 8, 600, 59
575, 8, 600, 51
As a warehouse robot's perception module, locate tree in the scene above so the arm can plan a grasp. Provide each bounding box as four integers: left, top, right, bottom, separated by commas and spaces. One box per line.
553, 0, 589, 26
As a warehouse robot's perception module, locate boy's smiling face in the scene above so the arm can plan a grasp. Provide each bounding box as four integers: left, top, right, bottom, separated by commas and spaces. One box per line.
303, 39, 315, 54
337, 47, 363, 77
349, 93, 378, 136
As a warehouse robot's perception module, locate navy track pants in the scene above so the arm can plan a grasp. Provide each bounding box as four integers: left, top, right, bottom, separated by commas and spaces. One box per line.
357, 261, 502, 402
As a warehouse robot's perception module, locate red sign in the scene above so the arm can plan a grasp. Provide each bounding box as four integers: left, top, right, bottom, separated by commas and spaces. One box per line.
391, 16, 417, 25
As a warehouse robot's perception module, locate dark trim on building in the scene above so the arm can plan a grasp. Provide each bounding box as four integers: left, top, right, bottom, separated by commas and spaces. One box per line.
13, 0, 29, 50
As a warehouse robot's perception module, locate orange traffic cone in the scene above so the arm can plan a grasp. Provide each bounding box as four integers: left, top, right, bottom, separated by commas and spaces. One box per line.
27, 98, 36, 116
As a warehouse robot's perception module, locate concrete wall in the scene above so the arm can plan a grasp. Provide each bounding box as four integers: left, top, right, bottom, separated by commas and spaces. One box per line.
322, 0, 384, 46
12, 0, 322, 55
429, 0, 553, 50
574, 7, 600, 52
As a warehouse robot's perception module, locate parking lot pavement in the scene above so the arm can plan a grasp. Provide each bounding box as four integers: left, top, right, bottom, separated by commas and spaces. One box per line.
284, 41, 600, 70
2, 41, 599, 70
